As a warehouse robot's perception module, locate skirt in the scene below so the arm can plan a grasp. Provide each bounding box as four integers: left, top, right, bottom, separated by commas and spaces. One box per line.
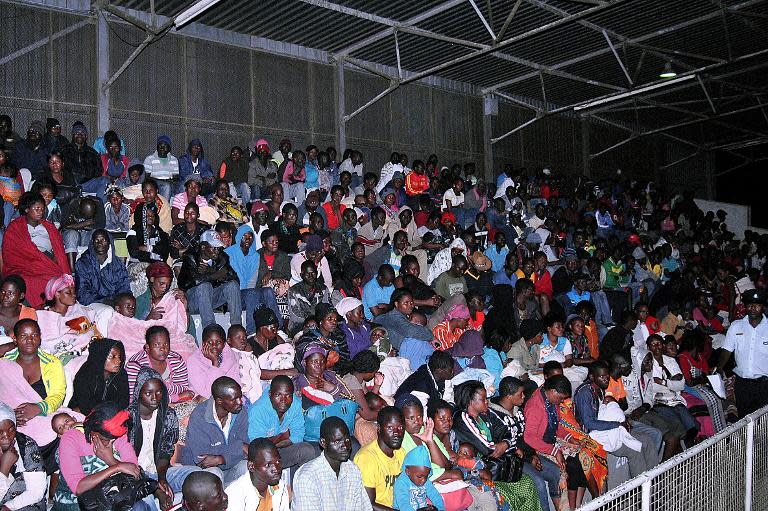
494, 474, 543, 511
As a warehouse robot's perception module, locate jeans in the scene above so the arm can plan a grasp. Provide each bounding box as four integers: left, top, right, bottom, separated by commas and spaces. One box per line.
254, 287, 282, 325
281, 182, 305, 203
654, 403, 699, 433
142, 466, 206, 511
398, 337, 434, 370
524, 458, 560, 510
235, 182, 260, 207
209, 459, 249, 486
154, 180, 173, 202
591, 290, 613, 326
80, 176, 111, 203
62, 228, 94, 253
630, 419, 663, 457
187, 280, 242, 331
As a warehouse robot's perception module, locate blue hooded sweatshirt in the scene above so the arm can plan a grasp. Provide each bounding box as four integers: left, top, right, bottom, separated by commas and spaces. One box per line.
393, 445, 445, 511
179, 138, 214, 181
225, 224, 260, 289
247, 385, 305, 444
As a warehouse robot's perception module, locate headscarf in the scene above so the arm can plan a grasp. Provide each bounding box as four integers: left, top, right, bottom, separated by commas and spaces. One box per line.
225, 224, 260, 289
445, 303, 470, 321
336, 297, 362, 318
427, 238, 466, 285
0, 402, 15, 425
146, 261, 173, 280
253, 307, 279, 329
45, 274, 75, 301
441, 211, 456, 225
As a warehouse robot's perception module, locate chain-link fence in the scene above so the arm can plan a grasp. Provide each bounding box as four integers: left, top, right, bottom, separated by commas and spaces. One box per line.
578, 404, 768, 511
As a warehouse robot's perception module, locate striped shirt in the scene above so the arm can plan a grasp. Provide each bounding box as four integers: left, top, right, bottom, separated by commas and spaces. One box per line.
293, 454, 372, 511
125, 350, 190, 402
432, 319, 466, 351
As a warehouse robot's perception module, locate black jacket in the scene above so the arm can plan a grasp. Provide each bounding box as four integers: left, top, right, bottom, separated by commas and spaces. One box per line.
60, 142, 101, 184
69, 338, 129, 414
127, 367, 179, 463
178, 245, 238, 291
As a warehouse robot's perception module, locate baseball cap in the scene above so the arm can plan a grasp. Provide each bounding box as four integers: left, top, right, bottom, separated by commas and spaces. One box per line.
200, 230, 224, 248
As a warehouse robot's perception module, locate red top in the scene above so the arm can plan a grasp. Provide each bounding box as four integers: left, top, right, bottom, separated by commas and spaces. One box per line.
523, 389, 571, 457
534, 270, 553, 300
678, 351, 710, 383
322, 202, 347, 231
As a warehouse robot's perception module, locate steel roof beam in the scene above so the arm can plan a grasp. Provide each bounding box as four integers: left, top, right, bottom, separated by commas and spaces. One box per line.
467, 0, 497, 41
0, 18, 90, 66
336, 0, 465, 56
482, 0, 764, 93
496, 0, 524, 42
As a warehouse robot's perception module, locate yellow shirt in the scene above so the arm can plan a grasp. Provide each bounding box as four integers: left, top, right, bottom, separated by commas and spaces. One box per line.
354, 441, 405, 508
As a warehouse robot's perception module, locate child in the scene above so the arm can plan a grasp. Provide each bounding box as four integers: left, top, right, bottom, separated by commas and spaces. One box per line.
227, 324, 262, 404
455, 443, 511, 511
410, 311, 428, 327
105, 185, 130, 233
484, 231, 509, 273
113, 292, 136, 318
51, 412, 81, 437
393, 444, 445, 511
32, 180, 61, 228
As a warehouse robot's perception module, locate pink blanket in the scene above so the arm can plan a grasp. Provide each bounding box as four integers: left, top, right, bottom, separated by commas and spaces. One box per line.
0, 359, 84, 446
107, 292, 198, 360
37, 304, 96, 355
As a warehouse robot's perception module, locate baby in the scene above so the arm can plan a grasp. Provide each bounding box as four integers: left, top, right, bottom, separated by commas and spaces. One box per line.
51, 412, 81, 437
393, 444, 445, 511
455, 442, 491, 481
113, 292, 136, 318
409, 311, 428, 327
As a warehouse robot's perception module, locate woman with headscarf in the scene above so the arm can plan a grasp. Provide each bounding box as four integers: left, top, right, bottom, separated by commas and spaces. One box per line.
293, 344, 354, 409
427, 238, 466, 285
68, 339, 128, 415
2, 192, 70, 308
56, 402, 145, 510
225, 224, 261, 335
0, 402, 47, 511
336, 296, 372, 359
36, 275, 98, 356
432, 303, 471, 351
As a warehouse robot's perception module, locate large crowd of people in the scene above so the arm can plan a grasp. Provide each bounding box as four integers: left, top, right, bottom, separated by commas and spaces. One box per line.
0, 114, 765, 511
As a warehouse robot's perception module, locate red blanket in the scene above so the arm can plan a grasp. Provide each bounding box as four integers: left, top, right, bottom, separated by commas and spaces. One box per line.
3, 217, 70, 307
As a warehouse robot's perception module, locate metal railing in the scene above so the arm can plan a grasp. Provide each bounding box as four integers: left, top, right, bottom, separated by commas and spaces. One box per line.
578, 404, 768, 511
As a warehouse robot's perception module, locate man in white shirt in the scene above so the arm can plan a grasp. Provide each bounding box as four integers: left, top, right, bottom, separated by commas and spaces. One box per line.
143, 135, 179, 200
376, 152, 403, 194
225, 439, 290, 511
717, 289, 768, 416
292, 417, 372, 511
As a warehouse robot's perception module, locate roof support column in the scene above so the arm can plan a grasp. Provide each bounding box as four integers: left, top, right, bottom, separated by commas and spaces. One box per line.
336, 58, 346, 153
96, 9, 110, 134
581, 117, 591, 178
483, 95, 497, 180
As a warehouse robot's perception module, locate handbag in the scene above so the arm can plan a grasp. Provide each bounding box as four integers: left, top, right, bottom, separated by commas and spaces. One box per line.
483, 451, 523, 483
303, 398, 359, 442
78, 472, 158, 511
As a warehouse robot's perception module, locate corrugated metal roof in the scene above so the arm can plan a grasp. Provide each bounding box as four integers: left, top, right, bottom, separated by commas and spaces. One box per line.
107, 0, 768, 147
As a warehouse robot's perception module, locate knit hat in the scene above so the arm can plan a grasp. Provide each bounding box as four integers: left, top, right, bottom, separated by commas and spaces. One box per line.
27, 121, 45, 136
562, 248, 578, 262
157, 135, 172, 148
184, 173, 202, 185
146, 261, 173, 279
46, 118, 61, 131
255, 138, 270, 153
305, 234, 323, 252
253, 307, 279, 329
519, 319, 543, 341
72, 121, 88, 137
335, 297, 362, 318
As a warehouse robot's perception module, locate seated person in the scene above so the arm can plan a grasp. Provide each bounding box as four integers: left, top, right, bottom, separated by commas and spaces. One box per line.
432, 255, 469, 301
290, 234, 333, 291
286, 260, 328, 334
0, 402, 46, 511
0, 275, 38, 356
129, 179, 172, 234
293, 345, 354, 409
226, 325, 262, 404
104, 184, 131, 233
170, 203, 204, 266
127, 367, 204, 510
125, 325, 195, 403
2, 192, 70, 308
431, 303, 470, 351
353, 406, 406, 509
394, 351, 454, 403
126, 203, 171, 265
74, 229, 131, 306
292, 416, 372, 511
187, 325, 241, 399
69, 338, 128, 415
171, 175, 209, 225
225, 438, 290, 511
61, 196, 105, 269
36, 274, 97, 355
271, 203, 302, 255
393, 444, 445, 511
178, 229, 242, 330
0, 319, 66, 450
57, 402, 143, 508
181, 376, 249, 485
336, 297, 373, 358
247, 375, 316, 475
362, 264, 395, 321
210, 178, 248, 225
